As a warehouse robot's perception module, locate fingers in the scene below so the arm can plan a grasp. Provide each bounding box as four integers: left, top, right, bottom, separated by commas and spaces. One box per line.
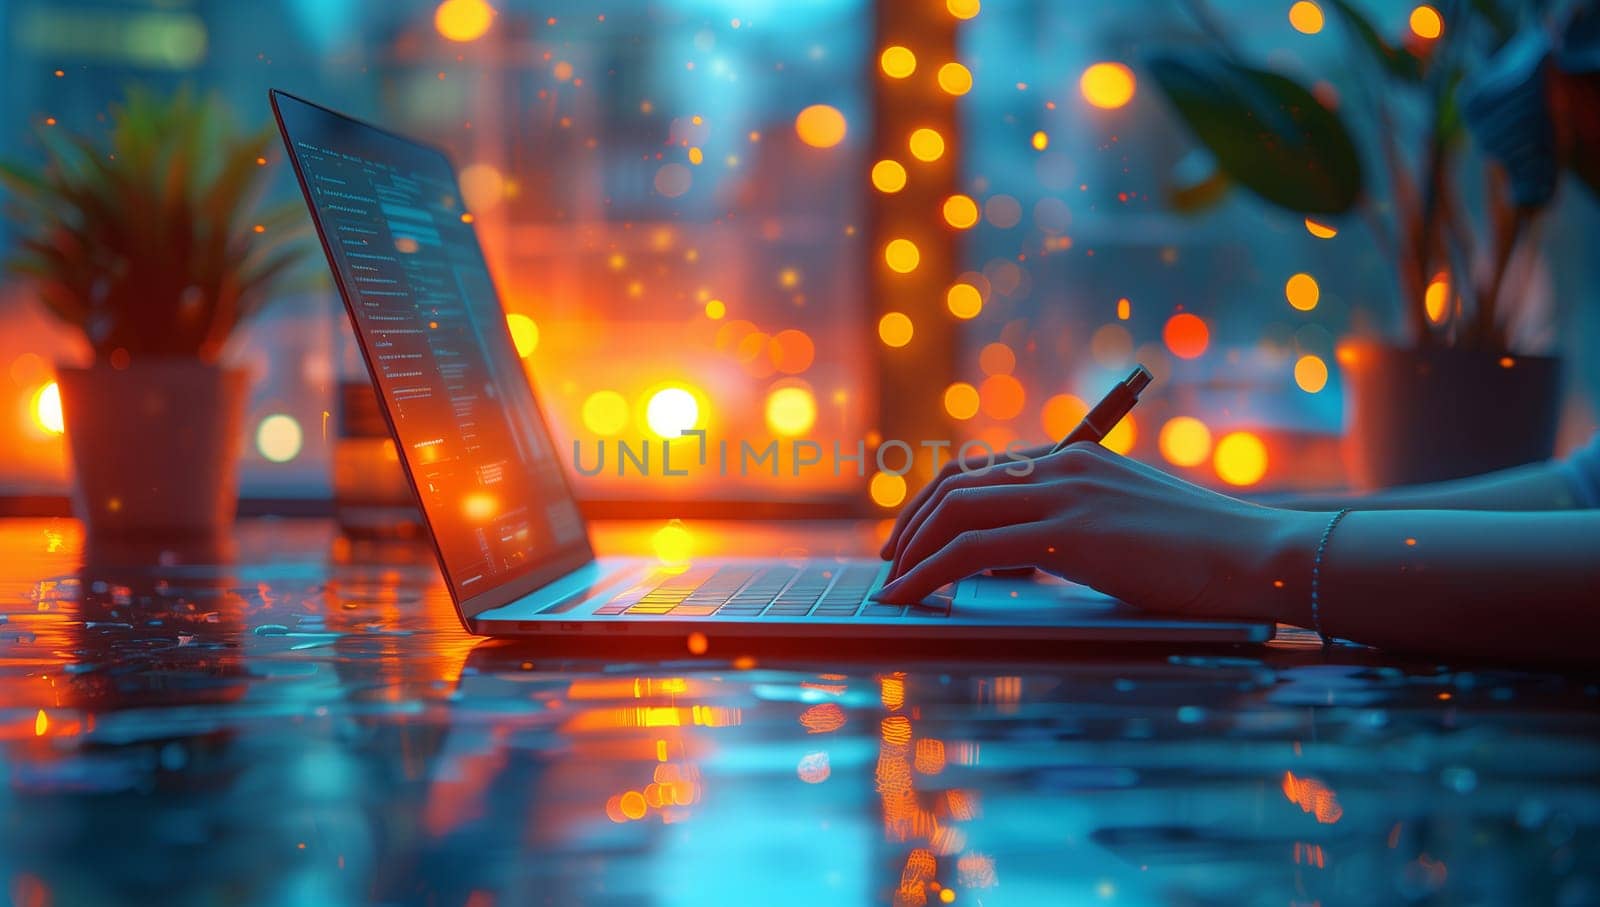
874, 522, 1052, 604
889, 462, 1041, 579
893, 484, 1059, 581
879, 443, 1052, 558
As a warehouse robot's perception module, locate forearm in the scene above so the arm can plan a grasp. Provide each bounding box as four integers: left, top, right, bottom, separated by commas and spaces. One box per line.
1267, 509, 1600, 661
1287, 461, 1578, 512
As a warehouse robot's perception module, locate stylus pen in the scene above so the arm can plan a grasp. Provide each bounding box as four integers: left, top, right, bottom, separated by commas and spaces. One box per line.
1050, 364, 1154, 453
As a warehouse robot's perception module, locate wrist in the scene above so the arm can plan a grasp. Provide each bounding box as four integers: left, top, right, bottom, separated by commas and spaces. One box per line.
1242, 507, 1334, 626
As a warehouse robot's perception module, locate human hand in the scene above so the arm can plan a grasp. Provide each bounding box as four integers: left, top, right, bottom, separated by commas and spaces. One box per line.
875, 442, 1324, 622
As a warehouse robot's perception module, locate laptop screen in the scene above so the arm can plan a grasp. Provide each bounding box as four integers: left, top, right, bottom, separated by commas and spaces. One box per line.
272, 91, 592, 610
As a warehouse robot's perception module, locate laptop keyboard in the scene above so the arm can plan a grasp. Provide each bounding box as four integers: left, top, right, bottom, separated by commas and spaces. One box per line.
593, 563, 916, 619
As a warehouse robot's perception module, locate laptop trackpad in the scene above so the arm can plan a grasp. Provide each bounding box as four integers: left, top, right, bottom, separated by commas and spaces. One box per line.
952, 571, 1123, 620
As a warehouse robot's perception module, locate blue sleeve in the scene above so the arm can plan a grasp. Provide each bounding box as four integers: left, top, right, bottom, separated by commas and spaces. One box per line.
1561, 432, 1600, 509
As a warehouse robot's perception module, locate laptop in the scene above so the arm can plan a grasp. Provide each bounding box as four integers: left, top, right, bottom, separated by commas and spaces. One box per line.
270, 89, 1272, 646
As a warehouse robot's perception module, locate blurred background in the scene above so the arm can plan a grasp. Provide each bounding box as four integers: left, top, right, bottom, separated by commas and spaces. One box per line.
3, 0, 1599, 513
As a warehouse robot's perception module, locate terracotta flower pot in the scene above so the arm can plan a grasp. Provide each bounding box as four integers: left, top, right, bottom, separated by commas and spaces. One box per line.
56, 361, 249, 536
1340, 343, 1561, 490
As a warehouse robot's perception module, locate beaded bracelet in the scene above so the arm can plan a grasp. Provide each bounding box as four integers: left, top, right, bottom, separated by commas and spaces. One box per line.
1310, 508, 1352, 643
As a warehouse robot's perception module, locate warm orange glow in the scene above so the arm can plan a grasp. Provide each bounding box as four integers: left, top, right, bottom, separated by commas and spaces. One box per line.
880, 46, 917, 79
1283, 770, 1344, 823
459, 162, 505, 211
946, 0, 980, 19
879, 312, 915, 348
687, 146, 703, 165
645, 387, 700, 437
944, 382, 981, 420
1294, 354, 1329, 393
908, 128, 946, 162
1304, 217, 1338, 239
1159, 416, 1212, 467
1041, 394, 1087, 439
652, 521, 694, 564
937, 62, 973, 96
914, 738, 946, 775
880, 673, 906, 710
463, 491, 498, 521
1080, 62, 1136, 110
1425, 272, 1450, 323
686, 631, 708, 655
979, 375, 1025, 420
1289, 1, 1325, 34
795, 104, 848, 148
942, 194, 979, 229
871, 471, 908, 508
506, 313, 539, 357
1286, 273, 1321, 311
582, 390, 630, 436
800, 702, 847, 733
1116, 297, 1131, 320
885, 238, 921, 273
871, 159, 908, 193
1214, 432, 1268, 486
1031, 130, 1049, 151
1162, 313, 1210, 359
978, 342, 1015, 376
765, 386, 817, 437
1102, 416, 1136, 455
434, 0, 494, 42
1410, 4, 1443, 39
256, 414, 303, 463
34, 709, 47, 736
32, 381, 63, 434
619, 790, 648, 820
947, 283, 983, 319
704, 298, 726, 319
770, 329, 816, 374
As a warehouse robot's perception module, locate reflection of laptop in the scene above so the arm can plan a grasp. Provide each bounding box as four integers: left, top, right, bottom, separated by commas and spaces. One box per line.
271, 89, 1271, 646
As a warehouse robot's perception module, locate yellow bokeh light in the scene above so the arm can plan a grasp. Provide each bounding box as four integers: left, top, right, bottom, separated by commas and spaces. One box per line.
506, 313, 539, 357
937, 62, 973, 96
582, 390, 631, 436
909, 128, 946, 162
1289, 1, 1325, 34
32, 381, 63, 434
870, 471, 908, 508
1103, 415, 1136, 455
1425, 273, 1450, 323
871, 159, 908, 193
880, 45, 917, 79
1285, 273, 1321, 312
884, 238, 921, 274
879, 312, 914, 348
1214, 431, 1269, 487
652, 521, 694, 565
256, 413, 303, 464
1031, 130, 1049, 151
765, 386, 817, 437
705, 299, 726, 319
946, 283, 983, 319
1295, 354, 1330, 393
463, 491, 498, 521
1080, 62, 1136, 110
946, 0, 980, 19
795, 104, 848, 149
434, 0, 494, 42
1410, 4, 1443, 39
1158, 416, 1212, 467
943, 194, 979, 229
944, 382, 981, 420
646, 387, 700, 438
1304, 217, 1338, 239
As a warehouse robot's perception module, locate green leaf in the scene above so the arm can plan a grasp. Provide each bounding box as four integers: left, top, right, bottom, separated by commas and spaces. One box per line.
1327, 0, 1425, 82
1146, 51, 1365, 214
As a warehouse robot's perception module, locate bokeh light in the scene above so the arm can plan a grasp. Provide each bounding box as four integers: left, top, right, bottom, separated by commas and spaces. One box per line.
1288, 1, 1324, 34
462, 492, 498, 522
1424, 273, 1450, 323
1041, 393, 1086, 439
770, 329, 816, 374
1158, 416, 1212, 467
256, 413, 304, 463
434, 0, 494, 42
884, 238, 921, 274
871, 159, 908, 193
652, 521, 694, 564
458, 162, 505, 212
946, 0, 980, 19
937, 62, 973, 96
870, 471, 908, 508
943, 194, 979, 229
795, 104, 847, 149
1285, 273, 1321, 312
879, 312, 914, 348
979, 374, 1025, 420
1295, 354, 1329, 393
1102, 416, 1136, 455
1214, 431, 1268, 486
506, 313, 539, 357
1079, 62, 1136, 110
645, 387, 700, 438
978, 342, 1015, 376
880, 46, 916, 79
582, 390, 631, 436
31, 381, 63, 435
704, 299, 726, 319
1162, 313, 1210, 360
1304, 217, 1338, 239
946, 283, 983, 319
1410, 4, 1443, 39
765, 386, 817, 437
1031, 131, 1049, 151
909, 128, 946, 162
944, 382, 981, 420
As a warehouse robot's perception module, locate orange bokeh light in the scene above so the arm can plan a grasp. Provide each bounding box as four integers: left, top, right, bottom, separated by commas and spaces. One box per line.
795, 104, 847, 149
1289, 1, 1325, 34
1080, 62, 1136, 110
1159, 416, 1212, 467
1410, 4, 1443, 39
1214, 431, 1268, 486
1162, 313, 1210, 359
434, 0, 494, 42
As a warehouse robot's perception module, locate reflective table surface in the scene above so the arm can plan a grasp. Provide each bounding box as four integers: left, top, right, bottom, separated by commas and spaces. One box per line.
0, 517, 1596, 906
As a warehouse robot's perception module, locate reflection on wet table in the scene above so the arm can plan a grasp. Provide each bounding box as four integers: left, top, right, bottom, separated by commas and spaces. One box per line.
0, 518, 1596, 906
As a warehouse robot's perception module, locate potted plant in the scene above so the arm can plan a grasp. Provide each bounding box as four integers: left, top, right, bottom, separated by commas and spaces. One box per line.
1, 88, 308, 535
1146, 0, 1600, 487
